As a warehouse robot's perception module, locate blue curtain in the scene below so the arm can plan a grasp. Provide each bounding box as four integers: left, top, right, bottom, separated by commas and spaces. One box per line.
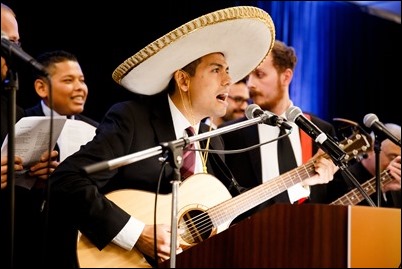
254, 1, 354, 118
248, 1, 401, 126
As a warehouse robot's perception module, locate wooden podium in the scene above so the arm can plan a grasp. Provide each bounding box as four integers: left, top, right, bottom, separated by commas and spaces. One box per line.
159, 204, 401, 268
348, 205, 401, 267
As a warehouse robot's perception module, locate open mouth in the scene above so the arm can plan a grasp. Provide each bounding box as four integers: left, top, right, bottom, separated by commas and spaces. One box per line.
216, 93, 228, 102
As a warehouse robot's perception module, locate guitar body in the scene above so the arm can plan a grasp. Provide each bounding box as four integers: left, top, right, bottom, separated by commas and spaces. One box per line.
77, 173, 232, 268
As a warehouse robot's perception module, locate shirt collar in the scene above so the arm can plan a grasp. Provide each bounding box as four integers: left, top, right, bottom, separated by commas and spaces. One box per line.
41, 100, 74, 119
167, 95, 199, 139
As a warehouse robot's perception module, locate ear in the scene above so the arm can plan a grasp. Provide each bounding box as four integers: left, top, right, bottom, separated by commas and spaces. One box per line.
282, 68, 293, 85
174, 70, 190, 92
34, 78, 49, 99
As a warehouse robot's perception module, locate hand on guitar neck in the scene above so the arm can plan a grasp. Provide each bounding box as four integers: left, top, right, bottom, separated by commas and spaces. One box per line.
382, 156, 401, 192
300, 149, 339, 187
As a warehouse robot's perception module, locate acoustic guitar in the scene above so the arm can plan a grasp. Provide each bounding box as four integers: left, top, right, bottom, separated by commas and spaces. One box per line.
77, 132, 371, 268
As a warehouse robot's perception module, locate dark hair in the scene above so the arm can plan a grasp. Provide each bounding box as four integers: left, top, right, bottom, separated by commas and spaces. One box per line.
34, 50, 78, 79
270, 40, 298, 74
236, 76, 248, 84
166, 57, 202, 95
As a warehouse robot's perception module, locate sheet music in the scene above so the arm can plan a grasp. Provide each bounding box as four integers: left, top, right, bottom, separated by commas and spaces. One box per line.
1, 116, 66, 189
1, 116, 66, 166
2, 117, 97, 189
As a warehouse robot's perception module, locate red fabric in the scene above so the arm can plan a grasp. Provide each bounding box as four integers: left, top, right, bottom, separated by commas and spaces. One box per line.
298, 114, 313, 204
180, 127, 196, 180
300, 114, 313, 165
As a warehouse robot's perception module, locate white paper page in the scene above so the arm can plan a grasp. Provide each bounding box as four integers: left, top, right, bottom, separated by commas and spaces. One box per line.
1, 116, 66, 166
1, 116, 66, 189
57, 119, 96, 162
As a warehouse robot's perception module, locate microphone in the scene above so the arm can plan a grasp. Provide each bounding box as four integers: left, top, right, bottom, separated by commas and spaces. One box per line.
1, 31, 47, 74
286, 106, 346, 162
245, 104, 292, 130
363, 113, 401, 146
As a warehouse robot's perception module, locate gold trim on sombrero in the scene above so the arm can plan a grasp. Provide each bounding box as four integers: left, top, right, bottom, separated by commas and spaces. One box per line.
113, 6, 275, 95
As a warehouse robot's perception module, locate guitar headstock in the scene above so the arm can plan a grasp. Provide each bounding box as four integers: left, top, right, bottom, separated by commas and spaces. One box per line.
338, 131, 372, 163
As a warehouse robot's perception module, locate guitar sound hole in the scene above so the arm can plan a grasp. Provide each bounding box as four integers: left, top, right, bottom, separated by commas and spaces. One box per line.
178, 209, 212, 245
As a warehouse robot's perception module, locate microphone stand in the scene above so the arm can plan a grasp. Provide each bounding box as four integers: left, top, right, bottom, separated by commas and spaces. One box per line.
338, 163, 376, 207
373, 134, 383, 207
83, 116, 263, 268
158, 138, 186, 268
4, 67, 18, 268
83, 116, 263, 174
329, 151, 376, 207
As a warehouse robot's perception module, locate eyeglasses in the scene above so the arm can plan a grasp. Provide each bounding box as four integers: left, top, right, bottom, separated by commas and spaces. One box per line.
228, 95, 252, 105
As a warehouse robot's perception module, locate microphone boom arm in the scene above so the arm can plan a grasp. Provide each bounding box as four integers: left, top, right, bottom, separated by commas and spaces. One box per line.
83, 116, 264, 174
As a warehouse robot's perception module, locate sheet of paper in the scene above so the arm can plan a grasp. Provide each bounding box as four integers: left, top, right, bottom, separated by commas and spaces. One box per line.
1, 116, 66, 167
1, 116, 67, 190
57, 119, 96, 162
2, 117, 97, 189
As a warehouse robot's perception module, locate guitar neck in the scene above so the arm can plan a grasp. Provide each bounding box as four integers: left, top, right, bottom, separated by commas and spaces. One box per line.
208, 158, 317, 226
206, 131, 371, 226
330, 170, 392, 206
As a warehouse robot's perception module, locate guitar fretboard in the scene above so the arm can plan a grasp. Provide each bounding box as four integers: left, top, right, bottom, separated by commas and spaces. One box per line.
208, 158, 317, 226
330, 170, 392, 206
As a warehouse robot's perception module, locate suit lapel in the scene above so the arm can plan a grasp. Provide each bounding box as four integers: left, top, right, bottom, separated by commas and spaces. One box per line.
246, 124, 263, 184
150, 94, 176, 144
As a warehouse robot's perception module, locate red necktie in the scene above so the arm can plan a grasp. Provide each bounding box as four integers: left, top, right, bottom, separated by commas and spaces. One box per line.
180, 126, 196, 180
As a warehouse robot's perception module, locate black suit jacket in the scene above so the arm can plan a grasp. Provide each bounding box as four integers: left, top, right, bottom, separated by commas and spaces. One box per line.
24, 103, 99, 127
1, 94, 26, 268
220, 113, 336, 211
1, 94, 25, 142
46, 93, 242, 267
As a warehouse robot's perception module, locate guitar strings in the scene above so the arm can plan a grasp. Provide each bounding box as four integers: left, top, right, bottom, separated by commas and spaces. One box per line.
178, 159, 319, 244
178, 133, 369, 243
330, 170, 391, 205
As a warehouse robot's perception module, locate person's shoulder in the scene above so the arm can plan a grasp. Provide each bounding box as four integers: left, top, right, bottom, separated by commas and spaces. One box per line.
1, 94, 25, 126
305, 112, 333, 127
218, 116, 247, 128
16, 105, 25, 120
108, 98, 144, 112
105, 94, 166, 118
75, 114, 99, 127
303, 112, 336, 136
24, 103, 43, 116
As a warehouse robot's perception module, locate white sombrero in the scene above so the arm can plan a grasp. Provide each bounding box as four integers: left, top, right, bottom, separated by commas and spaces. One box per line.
112, 6, 275, 95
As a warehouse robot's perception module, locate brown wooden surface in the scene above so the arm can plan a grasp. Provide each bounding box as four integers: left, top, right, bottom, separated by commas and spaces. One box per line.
349, 206, 401, 268
159, 203, 348, 268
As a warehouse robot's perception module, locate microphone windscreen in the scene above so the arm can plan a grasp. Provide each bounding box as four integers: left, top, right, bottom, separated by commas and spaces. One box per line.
285, 106, 303, 122
245, 104, 260, 119
363, 113, 378, 128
